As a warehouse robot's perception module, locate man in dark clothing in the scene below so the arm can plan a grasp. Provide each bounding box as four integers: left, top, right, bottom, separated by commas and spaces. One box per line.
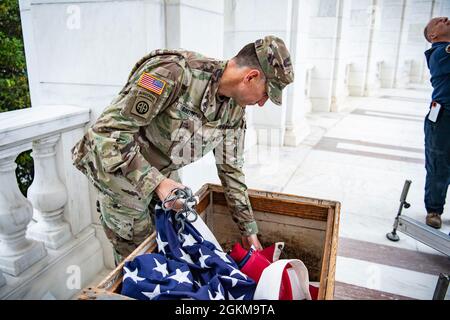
422, 17, 450, 229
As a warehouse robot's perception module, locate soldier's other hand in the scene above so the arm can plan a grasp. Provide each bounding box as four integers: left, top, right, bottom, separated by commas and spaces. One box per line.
241, 234, 263, 251
155, 178, 186, 211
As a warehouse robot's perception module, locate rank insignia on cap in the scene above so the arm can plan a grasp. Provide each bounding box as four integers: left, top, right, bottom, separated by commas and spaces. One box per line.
446, 44, 450, 53
137, 72, 166, 95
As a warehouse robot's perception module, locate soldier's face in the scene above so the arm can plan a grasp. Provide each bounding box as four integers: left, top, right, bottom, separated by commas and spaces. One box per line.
235, 70, 269, 107
428, 17, 450, 40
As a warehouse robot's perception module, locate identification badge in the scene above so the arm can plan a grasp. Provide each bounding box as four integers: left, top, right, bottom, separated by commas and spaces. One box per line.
428, 101, 441, 122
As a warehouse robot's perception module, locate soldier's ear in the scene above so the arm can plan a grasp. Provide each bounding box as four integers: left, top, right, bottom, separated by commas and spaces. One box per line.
244, 69, 261, 83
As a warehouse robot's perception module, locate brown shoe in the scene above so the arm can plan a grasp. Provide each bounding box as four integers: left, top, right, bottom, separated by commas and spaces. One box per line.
426, 213, 442, 229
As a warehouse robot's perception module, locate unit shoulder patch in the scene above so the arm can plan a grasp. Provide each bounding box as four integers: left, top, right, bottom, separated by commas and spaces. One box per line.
130, 94, 157, 119
120, 88, 159, 122
137, 72, 166, 95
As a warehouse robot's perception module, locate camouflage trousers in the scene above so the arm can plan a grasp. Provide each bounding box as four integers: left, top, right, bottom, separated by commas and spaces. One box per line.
98, 193, 159, 266
97, 171, 181, 266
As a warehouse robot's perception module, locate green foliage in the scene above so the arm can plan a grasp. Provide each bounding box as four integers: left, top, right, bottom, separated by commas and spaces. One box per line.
0, 0, 34, 195
16, 150, 34, 197
0, 0, 31, 113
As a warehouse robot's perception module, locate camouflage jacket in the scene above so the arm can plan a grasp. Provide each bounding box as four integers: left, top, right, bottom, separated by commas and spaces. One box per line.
72, 49, 258, 236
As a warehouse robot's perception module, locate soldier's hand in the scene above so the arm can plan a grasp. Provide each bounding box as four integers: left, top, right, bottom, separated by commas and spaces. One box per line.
155, 178, 186, 211
241, 234, 263, 251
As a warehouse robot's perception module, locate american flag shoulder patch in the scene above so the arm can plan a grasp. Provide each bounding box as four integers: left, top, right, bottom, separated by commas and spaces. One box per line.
137, 72, 166, 95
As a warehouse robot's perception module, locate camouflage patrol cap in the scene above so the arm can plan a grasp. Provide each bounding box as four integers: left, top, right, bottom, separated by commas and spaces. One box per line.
254, 35, 294, 106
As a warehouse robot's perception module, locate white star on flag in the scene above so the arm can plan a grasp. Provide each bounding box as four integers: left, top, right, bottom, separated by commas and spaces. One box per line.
181, 233, 197, 247
142, 284, 161, 300
221, 275, 238, 287
228, 292, 246, 300
179, 248, 194, 264
194, 280, 202, 288
168, 268, 192, 285
153, 258, 168, 277
123, 266, 145, 283
198, 249, 211, 268
156, 233, 168, 254
208, 284, 225, 300
214, 249, 231, 264
230, 267, 247, 280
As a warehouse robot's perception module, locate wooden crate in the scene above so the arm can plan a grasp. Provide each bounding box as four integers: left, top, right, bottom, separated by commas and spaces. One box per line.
79, 184, 340, 300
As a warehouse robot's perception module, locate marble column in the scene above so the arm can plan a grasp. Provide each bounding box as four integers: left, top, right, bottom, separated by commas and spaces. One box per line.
302, 0, 345, 112
370, 0, 407, 89
27, 135, 71, 249
284, 0, 311, 146
394, 0, 434, 87
0, 145, 46, 276
336, 0, 376, 97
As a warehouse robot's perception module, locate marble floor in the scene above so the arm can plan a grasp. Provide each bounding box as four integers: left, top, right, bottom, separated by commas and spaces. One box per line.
242, 87, 450, 300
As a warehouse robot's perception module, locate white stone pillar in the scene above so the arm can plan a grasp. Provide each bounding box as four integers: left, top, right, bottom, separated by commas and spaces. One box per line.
27, 135, 71, 249
394, 0, 434, 87
365, 0, 392, 96
0, 146, 46, 276
303, 0, 344, 112
283, 0, 311, 146
335, 0, 375, 97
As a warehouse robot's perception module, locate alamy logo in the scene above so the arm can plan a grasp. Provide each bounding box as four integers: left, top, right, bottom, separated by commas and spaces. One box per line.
66, 5, 81, 30
66, 265, 81, 290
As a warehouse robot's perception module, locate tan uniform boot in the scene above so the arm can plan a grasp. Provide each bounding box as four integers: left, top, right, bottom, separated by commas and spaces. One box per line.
426, 213, 442, 229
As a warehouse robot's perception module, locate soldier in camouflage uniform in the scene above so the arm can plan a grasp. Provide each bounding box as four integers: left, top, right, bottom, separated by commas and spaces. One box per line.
71, 35, 294, 265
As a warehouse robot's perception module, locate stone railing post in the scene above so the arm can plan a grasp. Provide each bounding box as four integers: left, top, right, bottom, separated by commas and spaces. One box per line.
0, 146, 46, 276
27, 135, 71, 249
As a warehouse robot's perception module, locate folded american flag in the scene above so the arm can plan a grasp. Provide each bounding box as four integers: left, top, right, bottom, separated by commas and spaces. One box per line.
121, 204, 256, 300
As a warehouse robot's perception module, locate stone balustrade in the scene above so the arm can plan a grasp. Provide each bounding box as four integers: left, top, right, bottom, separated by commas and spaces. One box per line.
0, 105, 90, 276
